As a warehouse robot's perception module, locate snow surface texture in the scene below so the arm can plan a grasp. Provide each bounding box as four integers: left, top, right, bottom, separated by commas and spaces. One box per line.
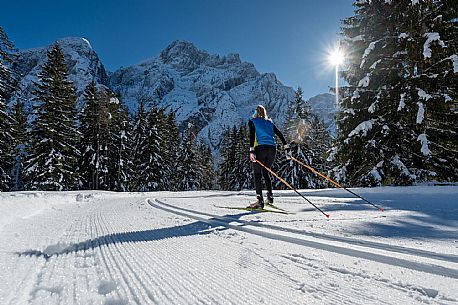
8, 39, 340, 151
1, 187, 457, 304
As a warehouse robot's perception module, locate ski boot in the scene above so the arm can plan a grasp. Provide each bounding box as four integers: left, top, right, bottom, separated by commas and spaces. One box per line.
266, 193, 274, 205
248, 195, 264, 209
265, 193, 285, 211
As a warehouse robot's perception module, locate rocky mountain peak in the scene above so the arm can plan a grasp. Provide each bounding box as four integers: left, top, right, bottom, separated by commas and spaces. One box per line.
306, 93, 337, 136
160, 40, 209, 69
54, 37, 93, 51
9, 37, 334, 151
159, 40, 243, 70
10, 37, 108, 111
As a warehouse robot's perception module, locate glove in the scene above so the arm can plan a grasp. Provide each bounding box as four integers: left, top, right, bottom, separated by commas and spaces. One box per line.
249, 148, 256, 162
283, 144, 292, 160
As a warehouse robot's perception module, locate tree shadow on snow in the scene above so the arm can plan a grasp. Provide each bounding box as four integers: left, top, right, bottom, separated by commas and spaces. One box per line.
16, 212, 253, 260
296, 187, 458, 240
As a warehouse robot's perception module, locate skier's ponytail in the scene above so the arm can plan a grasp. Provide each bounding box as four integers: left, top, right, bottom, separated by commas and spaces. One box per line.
255, 105, 269, 120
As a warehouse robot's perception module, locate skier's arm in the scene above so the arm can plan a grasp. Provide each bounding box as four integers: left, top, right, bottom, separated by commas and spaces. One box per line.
273, 125, 287, 146
248, 120, 255, 149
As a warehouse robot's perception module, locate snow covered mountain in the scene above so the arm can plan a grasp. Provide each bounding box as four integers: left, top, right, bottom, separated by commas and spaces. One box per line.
306, 93, 337, 137
109, 40, 295, 149
10, 37, 109, 110
9, 37, 337, 149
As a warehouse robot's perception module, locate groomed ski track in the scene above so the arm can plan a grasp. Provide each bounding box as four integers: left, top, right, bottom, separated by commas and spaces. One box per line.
0, 189, 457, 304
150, 199, 458, 279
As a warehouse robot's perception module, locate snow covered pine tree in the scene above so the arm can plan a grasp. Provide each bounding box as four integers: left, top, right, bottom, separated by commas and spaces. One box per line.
0, 26, 17, 191
176, 128, 200, 191
276, 87, 331, 189
10, 99, 28, 191
78, 82, 111, 190
24, 44, 81, 191
105, 93, 131, 191
332, 0, 457, 186
218, 126, 238, 191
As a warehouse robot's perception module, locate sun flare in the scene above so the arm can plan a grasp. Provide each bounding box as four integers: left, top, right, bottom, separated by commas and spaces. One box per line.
328, 48, 345, 66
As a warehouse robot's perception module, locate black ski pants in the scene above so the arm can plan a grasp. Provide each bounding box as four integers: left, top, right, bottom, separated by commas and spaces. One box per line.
253, 145, 276, 200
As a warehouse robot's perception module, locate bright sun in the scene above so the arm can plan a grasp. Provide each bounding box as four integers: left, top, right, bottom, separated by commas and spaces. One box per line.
328, 49, 345, 66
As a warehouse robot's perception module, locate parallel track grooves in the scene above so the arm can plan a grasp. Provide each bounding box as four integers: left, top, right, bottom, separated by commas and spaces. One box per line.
150, 198, 458, 280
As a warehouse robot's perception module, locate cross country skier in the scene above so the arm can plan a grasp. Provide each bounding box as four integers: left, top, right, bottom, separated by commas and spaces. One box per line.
248, 105, 290, 209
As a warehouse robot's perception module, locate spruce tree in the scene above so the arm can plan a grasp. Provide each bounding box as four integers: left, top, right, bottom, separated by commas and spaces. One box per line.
400, 0, 458, 182
333, 0, 457, 186
218, 127, 231, 190
196, 140, 216, 190
155, 108, 170, 190
25, 44, 80, 191
0, 26, 16, 190
78, 82, 110, 190
106, 93, 132, 191
130, 101, 149, 191
285, 87, 307, 140
163, 111, 180, 191
218, 124, 254, 191
9, 100, 28, 191
143, 107, 165, 191
279, 87, 308, 188
335, 1, 399, 186
218, 126, 238, 190
308, 115, 332, 174
277, 88, 331, 189
176, 129, 200, 191
232, 124, 253, 191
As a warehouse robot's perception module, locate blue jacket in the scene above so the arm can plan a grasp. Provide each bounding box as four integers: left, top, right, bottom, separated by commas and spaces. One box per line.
249, 118, 286, 148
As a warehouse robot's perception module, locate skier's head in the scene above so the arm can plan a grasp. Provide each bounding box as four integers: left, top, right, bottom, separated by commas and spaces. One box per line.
253, 105, 268, 119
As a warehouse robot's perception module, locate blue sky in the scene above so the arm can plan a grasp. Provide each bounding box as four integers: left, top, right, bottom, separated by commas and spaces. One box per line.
2, 0, 354, 99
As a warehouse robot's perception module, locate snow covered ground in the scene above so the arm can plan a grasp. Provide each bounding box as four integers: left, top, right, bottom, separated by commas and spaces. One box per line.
0, 186, 457, 304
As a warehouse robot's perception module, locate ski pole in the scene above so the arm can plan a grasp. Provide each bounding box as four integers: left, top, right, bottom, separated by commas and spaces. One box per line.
255, 159, 330, 218
290, 156, 384, 211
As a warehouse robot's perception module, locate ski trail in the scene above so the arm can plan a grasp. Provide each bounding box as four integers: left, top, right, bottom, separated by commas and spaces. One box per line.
8, 196, 307, 304
155, 198, 458, 263
150, 198, 458, 280
4, 255, 45, 305
29, 219, 81, 304
5, 210, 85, 305
98, 203, 217, 304
245, 246, 387, 305
280, 253, 433, 305
12, 209, 92, 304
100, 198, 303, 304
177, 203, 442, 304
4, 201, 125, 305
94, 211, 155, 304
3, 192, 455, 304
91, 211, 133, 304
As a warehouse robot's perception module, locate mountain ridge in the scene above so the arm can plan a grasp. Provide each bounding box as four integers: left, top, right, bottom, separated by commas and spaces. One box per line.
9, 37, 336, 149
